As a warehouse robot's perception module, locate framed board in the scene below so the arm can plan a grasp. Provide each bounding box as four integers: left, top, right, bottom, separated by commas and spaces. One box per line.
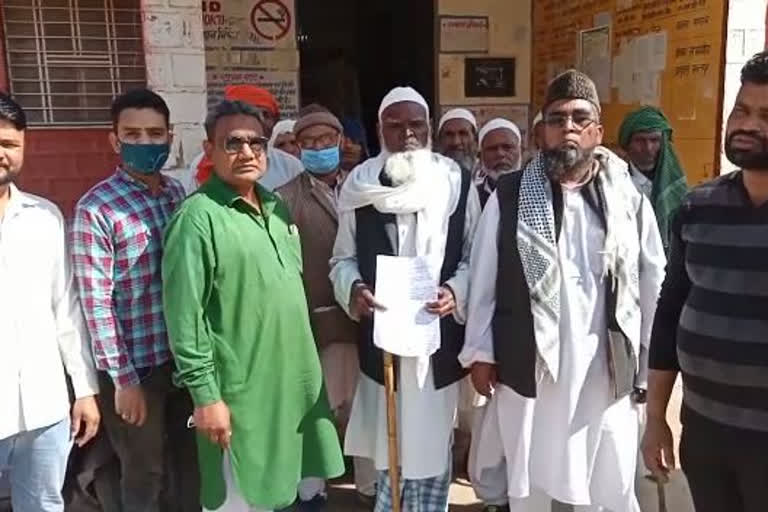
464, 57, 516, 98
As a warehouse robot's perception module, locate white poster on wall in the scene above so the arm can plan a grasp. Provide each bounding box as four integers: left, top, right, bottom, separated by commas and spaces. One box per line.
579, 26, 612, 103
203, 0, 299, 115
207, 69, 299, 118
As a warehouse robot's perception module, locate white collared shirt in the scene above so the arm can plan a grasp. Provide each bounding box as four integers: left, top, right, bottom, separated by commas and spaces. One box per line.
0, 184, 98, 440
629, 162, 654, 199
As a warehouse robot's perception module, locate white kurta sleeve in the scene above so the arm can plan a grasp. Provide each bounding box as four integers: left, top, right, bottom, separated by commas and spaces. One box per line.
459, 192, 501, 367
444, 184, 481, 325
636, 195, 667, 389
330, 209, 363, 321
52, 213, 99, 399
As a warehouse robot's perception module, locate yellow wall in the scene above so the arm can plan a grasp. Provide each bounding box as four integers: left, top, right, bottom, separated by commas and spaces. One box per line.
532, 0, 727, 185
437, 0, 532, 138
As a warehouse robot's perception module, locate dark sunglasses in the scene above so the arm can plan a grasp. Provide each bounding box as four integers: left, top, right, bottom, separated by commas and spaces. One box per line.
223, 135, 269, 155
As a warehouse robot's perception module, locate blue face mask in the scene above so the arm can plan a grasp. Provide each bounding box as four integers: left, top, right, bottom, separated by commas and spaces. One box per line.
120, 142, 170, 175
301, 146, 340, 175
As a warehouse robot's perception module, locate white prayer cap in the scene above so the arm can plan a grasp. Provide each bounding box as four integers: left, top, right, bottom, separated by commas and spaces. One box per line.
438, 108, 477, 133
268, 119, 296, 148
478, 118, 522, 148
378, 86, 430, 121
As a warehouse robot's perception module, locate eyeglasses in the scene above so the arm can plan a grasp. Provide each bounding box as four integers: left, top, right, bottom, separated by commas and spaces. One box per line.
223, 135, 269, 155
544, 112, 598, 131
297, 133, 340, 149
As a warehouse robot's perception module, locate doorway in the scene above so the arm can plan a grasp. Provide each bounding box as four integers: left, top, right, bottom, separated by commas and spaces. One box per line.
297, 0, 435, 154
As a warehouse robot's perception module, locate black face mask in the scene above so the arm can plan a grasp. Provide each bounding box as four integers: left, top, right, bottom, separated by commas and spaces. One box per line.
725, 131, 768, 171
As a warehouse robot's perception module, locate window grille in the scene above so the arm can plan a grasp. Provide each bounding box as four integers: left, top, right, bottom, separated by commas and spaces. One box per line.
2, 0, 146, 126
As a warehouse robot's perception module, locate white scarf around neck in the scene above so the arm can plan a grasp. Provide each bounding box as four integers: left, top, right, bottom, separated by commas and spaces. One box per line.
339, 149, 462, 386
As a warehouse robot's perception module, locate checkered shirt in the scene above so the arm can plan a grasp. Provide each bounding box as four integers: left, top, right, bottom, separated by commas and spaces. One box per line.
374, 469, 451, 512
71, 168, 185, 389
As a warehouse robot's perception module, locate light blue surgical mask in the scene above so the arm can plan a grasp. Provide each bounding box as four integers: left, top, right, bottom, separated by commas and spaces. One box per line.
120, 142, 170, 175
301, 146, 340, 175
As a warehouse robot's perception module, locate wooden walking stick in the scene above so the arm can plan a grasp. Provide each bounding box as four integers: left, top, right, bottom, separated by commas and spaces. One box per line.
383, 351, 402, 512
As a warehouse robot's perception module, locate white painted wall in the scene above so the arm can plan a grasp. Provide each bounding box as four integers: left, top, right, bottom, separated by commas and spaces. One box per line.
721, 0, 767, 173
142, 0, 207, 174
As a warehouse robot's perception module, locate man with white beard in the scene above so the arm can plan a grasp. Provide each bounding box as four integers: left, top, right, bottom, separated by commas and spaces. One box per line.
330, 87, 481, 511
461, 70, 666, 511
476, 118, 523, 208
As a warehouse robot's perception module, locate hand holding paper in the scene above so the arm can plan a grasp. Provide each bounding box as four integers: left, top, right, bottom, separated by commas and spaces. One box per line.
426, 286, 457, 318
373, 255, 441, 359
350, 281, 386, 318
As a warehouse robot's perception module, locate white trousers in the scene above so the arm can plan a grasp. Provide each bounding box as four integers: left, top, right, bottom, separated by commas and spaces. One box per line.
204, 454, 272, 512
354, 456, 377, 496
508, 489, 607, 512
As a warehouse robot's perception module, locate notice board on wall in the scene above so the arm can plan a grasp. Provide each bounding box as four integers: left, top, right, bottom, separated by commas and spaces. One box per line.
532, 0, 727, 184
203, 0, 299, 117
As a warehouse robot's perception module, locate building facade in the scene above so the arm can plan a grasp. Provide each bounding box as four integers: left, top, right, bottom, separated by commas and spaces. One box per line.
0, 0, 766, 217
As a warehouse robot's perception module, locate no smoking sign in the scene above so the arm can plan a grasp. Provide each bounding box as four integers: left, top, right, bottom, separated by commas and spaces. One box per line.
250, 0, 292, 42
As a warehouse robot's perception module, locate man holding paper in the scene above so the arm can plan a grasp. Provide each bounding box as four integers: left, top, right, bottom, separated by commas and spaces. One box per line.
329, 86, 481, 511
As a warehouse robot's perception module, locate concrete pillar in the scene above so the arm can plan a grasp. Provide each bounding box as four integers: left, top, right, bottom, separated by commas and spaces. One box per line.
141, 0, 207, 173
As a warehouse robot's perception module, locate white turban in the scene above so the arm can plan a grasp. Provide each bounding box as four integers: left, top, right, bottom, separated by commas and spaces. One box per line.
438, 108, 477, 133
478, 118, 522, 148
378, 86, 430, 121
268, 119, 296, 148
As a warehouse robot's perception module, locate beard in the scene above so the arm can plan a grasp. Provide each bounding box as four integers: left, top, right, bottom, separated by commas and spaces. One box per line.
542, 143, 595, 182
633, 157, 657, 173
443, 149, 476, 174
483, 161, 517, 181
0, 165, 19, 186
725, 131, 768, 171
384, 148, 434, 186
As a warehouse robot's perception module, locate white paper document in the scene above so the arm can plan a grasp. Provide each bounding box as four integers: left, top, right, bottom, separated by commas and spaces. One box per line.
373, 255, 441, 359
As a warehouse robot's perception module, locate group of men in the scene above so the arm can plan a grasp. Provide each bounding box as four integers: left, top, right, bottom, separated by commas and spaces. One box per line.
2, 49, 768, 512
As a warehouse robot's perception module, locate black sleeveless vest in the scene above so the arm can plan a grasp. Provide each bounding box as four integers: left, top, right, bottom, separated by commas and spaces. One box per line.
493, 171, 636, 399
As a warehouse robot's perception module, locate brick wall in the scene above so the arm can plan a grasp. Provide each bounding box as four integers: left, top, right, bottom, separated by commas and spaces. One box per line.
1, 1, 207, 218
19, 131, 119, 217
0, 8, 118, 218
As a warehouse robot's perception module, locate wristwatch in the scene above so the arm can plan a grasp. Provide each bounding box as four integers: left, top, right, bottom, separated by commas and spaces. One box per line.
631, 387, 647, 404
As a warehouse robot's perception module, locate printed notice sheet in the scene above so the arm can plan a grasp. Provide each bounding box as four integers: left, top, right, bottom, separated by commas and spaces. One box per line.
373, 255, 441, 358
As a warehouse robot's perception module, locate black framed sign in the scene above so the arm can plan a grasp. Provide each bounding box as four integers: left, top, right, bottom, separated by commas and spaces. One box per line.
464, 57, 516, 98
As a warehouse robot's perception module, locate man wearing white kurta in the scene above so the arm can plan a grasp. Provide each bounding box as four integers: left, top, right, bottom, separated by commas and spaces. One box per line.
330, 87, 480, 511
460, 70, 666, 512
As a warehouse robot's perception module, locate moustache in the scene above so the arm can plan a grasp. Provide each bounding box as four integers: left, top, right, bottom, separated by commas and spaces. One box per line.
492, 158, 516, 172
727, 131, 768, 147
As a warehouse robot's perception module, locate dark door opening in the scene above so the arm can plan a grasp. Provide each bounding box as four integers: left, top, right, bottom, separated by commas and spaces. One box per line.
297, 0, 435, 155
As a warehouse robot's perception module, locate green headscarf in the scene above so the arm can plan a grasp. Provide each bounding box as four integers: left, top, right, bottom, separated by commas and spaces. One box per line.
618, 106, 687, 252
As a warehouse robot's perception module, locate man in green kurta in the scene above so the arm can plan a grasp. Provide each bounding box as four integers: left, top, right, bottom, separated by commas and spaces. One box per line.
162, 99, 344, 512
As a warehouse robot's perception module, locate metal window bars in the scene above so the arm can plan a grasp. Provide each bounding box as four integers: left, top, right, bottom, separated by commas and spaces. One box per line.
2, 0, 146, 126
